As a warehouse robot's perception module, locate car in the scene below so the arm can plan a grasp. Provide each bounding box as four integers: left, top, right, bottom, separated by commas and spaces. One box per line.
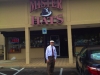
75, 46, 100, 75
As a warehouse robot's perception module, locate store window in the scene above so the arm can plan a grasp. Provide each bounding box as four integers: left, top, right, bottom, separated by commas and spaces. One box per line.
8, 37, 21, 53
88, 34, 99, 45
30, 36, 44, 48
75, 34, 89, 46
75, 33, 99, 46
20, 37, 25, 48
8, 36, 44, 53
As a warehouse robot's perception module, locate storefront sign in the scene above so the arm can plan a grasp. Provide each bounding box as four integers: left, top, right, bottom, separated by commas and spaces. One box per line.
30, 0, 62, 12
30, 0, 64, 25
31, 14, 63, 25
10, 38, 19, 43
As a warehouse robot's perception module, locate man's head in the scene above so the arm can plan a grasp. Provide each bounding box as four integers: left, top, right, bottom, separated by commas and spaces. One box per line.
50, 40, 54, 46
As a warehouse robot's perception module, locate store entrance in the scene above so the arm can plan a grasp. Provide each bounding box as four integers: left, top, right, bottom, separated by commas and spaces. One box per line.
45, 29, 68, 58
60, 35, 68, 58
50, 35, 68, 57
50, 35, 60, 56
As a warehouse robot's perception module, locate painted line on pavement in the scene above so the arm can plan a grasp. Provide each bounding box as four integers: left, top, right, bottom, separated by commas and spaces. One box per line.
11, 68, 24, 75
59, 68, 63, 75
10, 68, 19, 71
0, 72, 7, 75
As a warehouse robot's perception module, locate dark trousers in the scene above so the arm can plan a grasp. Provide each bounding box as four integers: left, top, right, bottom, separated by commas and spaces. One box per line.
47, 56, 55, 75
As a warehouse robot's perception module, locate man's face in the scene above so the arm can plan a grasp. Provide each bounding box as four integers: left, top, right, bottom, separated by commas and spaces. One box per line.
50, 42, 54, 46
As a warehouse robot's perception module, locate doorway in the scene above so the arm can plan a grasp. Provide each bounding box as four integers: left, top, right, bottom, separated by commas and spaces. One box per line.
50, 35, 60, 56
0, 45, 4, 60
60, 35, 68, 58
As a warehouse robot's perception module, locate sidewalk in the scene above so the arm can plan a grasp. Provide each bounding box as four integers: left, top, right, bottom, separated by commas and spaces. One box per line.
0, 58, 76, 68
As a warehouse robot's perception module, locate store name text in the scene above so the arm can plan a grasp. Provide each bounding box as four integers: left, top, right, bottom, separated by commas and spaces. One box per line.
31, 14, 63, 25
30, 0, 64, 25
30, 0, 62, 12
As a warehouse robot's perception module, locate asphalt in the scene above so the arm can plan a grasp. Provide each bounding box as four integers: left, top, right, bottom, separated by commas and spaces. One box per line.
0, 67, 79, 75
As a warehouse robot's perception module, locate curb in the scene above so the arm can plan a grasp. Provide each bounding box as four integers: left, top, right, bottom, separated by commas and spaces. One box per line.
0, 66, 76, 69
0, 66, 22, 69
0, 66, 3, 69
0, 63, 76, 69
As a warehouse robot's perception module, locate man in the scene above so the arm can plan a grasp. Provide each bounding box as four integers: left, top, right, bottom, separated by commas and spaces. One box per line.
45, 40, 57, 75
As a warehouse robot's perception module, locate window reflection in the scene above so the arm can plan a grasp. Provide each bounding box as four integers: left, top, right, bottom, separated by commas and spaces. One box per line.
30, 36, 44, 48
8, 37, 21, 53
75, 34, 99, 46
8, 36, 44, 53
75, 34, 89, 46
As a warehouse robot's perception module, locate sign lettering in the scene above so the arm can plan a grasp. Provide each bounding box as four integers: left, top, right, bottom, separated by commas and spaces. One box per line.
30, 0, 62, 12
30, 0, 64, 25
31, 14, 64, 25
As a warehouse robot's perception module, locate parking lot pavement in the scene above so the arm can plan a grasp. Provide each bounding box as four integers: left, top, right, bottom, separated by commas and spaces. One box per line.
0, 67, 79, 75
62, 68, 79, 75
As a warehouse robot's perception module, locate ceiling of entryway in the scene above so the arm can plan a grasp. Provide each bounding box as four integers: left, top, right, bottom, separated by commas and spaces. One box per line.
0, 25, 67, 32
72, 23, 100, 29
0, 23, 100, 32
30, 25, 67, 31
0, 28, 25, 32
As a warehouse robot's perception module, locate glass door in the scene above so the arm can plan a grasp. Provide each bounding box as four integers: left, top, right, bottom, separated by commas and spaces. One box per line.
50, 35, 60, 56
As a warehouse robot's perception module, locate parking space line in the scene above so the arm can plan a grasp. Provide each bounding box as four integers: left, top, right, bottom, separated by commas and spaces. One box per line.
59, 68, 63, 75
0, 72, 7, 75
10, 68, 19, 71
10, 68, 24, 75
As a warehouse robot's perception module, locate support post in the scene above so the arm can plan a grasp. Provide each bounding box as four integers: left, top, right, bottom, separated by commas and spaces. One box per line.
25, 27, 30, 64
67, 25, 73, 64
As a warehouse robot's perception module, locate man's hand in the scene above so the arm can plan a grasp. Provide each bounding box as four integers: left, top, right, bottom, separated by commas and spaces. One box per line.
47, 60, 49, 63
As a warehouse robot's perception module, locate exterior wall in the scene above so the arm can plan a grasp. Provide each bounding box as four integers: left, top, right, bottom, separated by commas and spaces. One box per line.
0, 0, 100, 29
70, 0, 100, 25
0, 0, 28, 28
8, 48, 44, 59
75, 47, 83, 53
8, 49, 25, 60
30, 48, 44, 58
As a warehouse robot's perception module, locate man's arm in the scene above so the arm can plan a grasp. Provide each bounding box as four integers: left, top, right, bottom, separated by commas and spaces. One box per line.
54, 47, 57, 60
45, 47, 48, 61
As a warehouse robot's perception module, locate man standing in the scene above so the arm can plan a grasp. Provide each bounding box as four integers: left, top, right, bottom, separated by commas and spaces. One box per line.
45, 40, 57, 75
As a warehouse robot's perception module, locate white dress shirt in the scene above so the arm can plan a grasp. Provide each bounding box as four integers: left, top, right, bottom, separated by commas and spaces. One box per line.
45, 45, 57, 60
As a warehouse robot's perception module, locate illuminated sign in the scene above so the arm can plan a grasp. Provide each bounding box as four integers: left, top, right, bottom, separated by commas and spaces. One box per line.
10, 38, 19, 43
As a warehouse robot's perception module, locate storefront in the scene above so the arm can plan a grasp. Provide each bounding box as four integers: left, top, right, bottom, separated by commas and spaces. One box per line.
0, 0, 100, 64
1, 29, 68, 58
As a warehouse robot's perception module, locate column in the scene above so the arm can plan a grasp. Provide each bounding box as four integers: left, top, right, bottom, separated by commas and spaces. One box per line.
25, 27, 30, 64
67, 25, 73, 64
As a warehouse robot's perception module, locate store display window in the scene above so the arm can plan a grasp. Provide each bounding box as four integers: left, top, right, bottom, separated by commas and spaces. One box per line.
30, 36, 44, 48
8, 37, 21, 53
8, 36, 44, 53
75, 33, 99, 46
75, 34, 89, 46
